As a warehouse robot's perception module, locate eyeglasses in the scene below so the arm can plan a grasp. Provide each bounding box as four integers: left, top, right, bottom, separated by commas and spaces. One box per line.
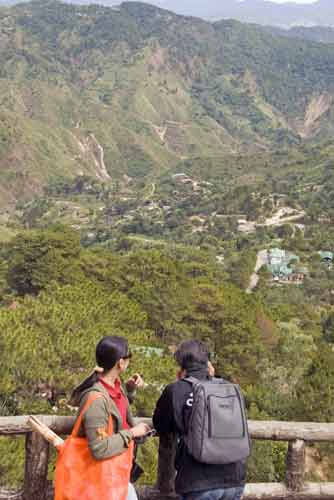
122, 351, 132, 360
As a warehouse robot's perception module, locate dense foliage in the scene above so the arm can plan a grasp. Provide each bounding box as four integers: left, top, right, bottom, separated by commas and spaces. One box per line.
0, 225, 334, 485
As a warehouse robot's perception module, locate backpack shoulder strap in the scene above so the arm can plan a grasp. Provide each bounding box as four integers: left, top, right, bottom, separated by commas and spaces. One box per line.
183, 376, 200, 386
184, 376, 230, 385
212, 376, 231, 383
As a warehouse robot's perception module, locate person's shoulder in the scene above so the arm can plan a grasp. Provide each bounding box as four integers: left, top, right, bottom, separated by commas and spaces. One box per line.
161, 381, 176, 395
79, 384, 108, 409
166, 378, 191, 389
158, 379, 180, 398
167, 378, 193, 395
157, 378, 194, 403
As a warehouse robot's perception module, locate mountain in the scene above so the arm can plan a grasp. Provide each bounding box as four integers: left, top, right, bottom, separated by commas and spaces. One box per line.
1, 0, 334, 28
1, 0, 334, 209
155, 0, 334, 27
4, 0, 334, 28
266, 25, 334, 44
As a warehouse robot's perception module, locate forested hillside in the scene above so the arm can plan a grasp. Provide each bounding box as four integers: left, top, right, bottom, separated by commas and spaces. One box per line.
1, 1, 334, 209
1, 226, 334, 485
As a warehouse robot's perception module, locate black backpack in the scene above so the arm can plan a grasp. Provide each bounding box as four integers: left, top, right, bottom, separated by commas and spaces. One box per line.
183, 377, 251, 465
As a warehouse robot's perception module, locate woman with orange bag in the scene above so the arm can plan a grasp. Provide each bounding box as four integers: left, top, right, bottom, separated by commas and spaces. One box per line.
55, 336, 150, 500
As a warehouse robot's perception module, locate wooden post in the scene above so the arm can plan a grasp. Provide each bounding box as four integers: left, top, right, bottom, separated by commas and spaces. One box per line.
285, 439, 306, 491
24, 432, 49, 500
157, 433, 178, 495
137, 433, 180, 500
152, 433, 181, 499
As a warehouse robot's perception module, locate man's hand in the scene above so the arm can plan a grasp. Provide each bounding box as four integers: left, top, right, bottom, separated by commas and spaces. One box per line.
126, 373, 146, 392
208, 361, 215, 377
130, 422, 151, 438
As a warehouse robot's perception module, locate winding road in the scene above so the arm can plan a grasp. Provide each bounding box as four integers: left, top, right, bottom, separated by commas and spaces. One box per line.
246, 249, 269, 293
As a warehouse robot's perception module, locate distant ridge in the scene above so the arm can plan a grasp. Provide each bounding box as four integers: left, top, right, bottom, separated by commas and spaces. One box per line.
266, 25, 334, 44
1, 0, 333, 28
152, 0, 334, 28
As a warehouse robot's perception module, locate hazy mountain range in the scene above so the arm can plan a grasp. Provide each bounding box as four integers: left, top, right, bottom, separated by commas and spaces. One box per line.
150, 0, 334, 27
267, 25, 334, 43
1, 0, 334, 28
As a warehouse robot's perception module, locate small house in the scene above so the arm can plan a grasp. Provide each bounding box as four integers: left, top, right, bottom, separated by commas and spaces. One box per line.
319, 251, 333, 268
289, 267, 309, 283
267, 248, 306, 283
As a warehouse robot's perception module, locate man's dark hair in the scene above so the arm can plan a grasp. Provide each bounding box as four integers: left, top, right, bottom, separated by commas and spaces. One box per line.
174, 340, 209, 370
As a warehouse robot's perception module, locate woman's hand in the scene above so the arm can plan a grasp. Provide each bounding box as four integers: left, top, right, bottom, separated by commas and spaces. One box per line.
130, 422, 151, 438
126, 373, 146, 392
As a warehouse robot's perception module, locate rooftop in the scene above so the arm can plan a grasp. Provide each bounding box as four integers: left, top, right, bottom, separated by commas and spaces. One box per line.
267, 248, 305, 279
319, 251, 333, 261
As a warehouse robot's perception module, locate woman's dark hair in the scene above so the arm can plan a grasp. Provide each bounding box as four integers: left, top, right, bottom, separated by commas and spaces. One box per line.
70, 336, 131, 405
96, 336, 130, 371
174, 340, 209, 370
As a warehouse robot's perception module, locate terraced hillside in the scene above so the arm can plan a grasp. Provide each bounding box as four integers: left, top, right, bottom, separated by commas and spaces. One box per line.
1, 0, 334, 208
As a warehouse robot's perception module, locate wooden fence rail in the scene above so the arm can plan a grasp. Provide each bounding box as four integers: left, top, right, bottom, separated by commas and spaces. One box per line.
0, 416, 334, 500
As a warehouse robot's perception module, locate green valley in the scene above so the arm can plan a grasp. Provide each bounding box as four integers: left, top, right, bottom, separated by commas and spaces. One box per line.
0, 1, 334, 209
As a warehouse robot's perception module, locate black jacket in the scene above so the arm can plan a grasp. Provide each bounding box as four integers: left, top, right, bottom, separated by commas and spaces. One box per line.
153, 367, 247, 495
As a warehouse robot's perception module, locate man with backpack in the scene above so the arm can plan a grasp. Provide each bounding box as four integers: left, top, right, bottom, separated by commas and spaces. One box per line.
153, 340, 250, 500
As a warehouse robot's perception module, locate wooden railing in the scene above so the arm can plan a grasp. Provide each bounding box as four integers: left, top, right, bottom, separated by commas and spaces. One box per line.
0, 416, 334, 500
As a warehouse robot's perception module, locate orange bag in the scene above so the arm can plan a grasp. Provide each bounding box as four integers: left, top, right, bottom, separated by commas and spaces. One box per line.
54, 394, 134, 500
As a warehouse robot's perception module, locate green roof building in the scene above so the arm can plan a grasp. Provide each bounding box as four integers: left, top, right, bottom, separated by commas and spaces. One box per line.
319, 251, 333, 262
132, 346, 164, 357
270, 248, 286, 259
267, 248, 305, 280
